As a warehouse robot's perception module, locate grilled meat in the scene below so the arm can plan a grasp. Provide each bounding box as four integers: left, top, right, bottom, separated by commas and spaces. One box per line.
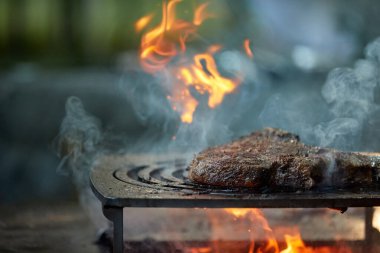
188, 128, 380, 191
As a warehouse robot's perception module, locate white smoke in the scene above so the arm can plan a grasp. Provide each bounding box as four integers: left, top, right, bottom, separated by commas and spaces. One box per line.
315, 38, 380, 149
260, 37, 380, 151
55, 96, 108, 231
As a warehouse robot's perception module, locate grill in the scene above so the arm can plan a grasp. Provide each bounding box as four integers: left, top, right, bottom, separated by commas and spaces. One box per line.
90, 155, 380, 253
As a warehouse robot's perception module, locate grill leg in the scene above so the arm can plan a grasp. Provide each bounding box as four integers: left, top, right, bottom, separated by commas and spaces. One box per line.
364, 207, 374, 253
103, 206, 124, 253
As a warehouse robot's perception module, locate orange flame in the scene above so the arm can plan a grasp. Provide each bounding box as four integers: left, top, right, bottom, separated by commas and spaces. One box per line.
281, 234, 313, 253
222, 208, 352, 253
138, 0, 198, 73
135, 14, 154, 32
193, 3, 212, 26
244, 39, 254, 59
187, 246, 212, 253
178, 48, 240, 105
136, 0, 242, 123
225, 208, 280, 253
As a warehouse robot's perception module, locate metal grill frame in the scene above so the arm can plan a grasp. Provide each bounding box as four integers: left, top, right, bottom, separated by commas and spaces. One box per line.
90, 156, 380, 253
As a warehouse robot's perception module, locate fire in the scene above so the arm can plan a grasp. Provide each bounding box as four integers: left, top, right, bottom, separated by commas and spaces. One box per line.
281, 234, 313, 253
244, 39, 254, 59
220, 208, 352, 253
170, 46, 240, 123
193, 3, 212, 26
224, 208, 280, 253
136, 0, 242, 123
135, 14, 154, 32
137, 0, 201, 73
187, 247, 212, 253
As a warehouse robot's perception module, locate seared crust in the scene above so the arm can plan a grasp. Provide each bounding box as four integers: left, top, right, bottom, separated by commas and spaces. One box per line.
188, 128, 377, 191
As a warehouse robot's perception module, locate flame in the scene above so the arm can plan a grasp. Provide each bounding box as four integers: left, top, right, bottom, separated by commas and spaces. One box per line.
244, 39, 254, 59
135, 14, 154, 32
221, 208, 352, 253
177, 48, 240, 108
136, 0, 242, 123
137, 0, 198, 73
225, 208, 253, 218
193, 3, 212, 26
281, 234, 313, 253
225, 208, 280, 253
167, 86, 198, 123
187, 246, 212, 253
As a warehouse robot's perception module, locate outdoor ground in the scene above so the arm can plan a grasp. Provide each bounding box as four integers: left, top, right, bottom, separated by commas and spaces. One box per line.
0, 201, 100, 253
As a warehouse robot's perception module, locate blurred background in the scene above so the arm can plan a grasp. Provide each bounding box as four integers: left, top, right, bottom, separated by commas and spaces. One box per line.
1, 0, 380, 204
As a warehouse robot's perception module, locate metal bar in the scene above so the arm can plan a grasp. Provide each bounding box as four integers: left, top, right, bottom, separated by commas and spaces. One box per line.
103, 206, 124, 253
364, 207, 374, 253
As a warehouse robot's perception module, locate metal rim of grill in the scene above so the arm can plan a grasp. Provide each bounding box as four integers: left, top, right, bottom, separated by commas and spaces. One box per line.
90, 157, 380, 209
113, 159, 380, 195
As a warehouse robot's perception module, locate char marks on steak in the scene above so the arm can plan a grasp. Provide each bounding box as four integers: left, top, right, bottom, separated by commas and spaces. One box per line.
188, 128, 380, 191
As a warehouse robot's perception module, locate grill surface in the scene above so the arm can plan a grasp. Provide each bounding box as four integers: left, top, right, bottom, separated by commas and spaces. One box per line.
91, 155, 380, 208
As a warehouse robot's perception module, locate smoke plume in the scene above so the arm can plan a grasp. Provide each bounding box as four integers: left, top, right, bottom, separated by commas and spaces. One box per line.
260, 37, 380, 151
55, 96, 108, 230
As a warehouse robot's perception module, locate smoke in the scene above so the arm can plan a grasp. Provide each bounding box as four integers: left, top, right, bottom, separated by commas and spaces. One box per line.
260, 37, 380, 151
55, 96, 108, 230
315, 38, 380, 150
56, 97, 102, 185
116, 71, 179, 153
117, 49, 260, 153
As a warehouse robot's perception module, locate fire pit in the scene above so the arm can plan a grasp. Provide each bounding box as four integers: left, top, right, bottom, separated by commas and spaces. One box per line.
90, 154, 380, 253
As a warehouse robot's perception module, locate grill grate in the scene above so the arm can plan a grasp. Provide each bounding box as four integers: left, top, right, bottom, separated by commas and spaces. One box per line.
90, 155, 380, 253
91, 157, 380, 209
113, 159, 258, 195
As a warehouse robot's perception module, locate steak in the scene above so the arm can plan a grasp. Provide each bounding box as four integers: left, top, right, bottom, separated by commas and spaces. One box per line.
188, 128, 380, 191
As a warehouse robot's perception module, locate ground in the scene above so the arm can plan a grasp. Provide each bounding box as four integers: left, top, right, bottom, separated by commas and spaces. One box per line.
0, 201, 101, 253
